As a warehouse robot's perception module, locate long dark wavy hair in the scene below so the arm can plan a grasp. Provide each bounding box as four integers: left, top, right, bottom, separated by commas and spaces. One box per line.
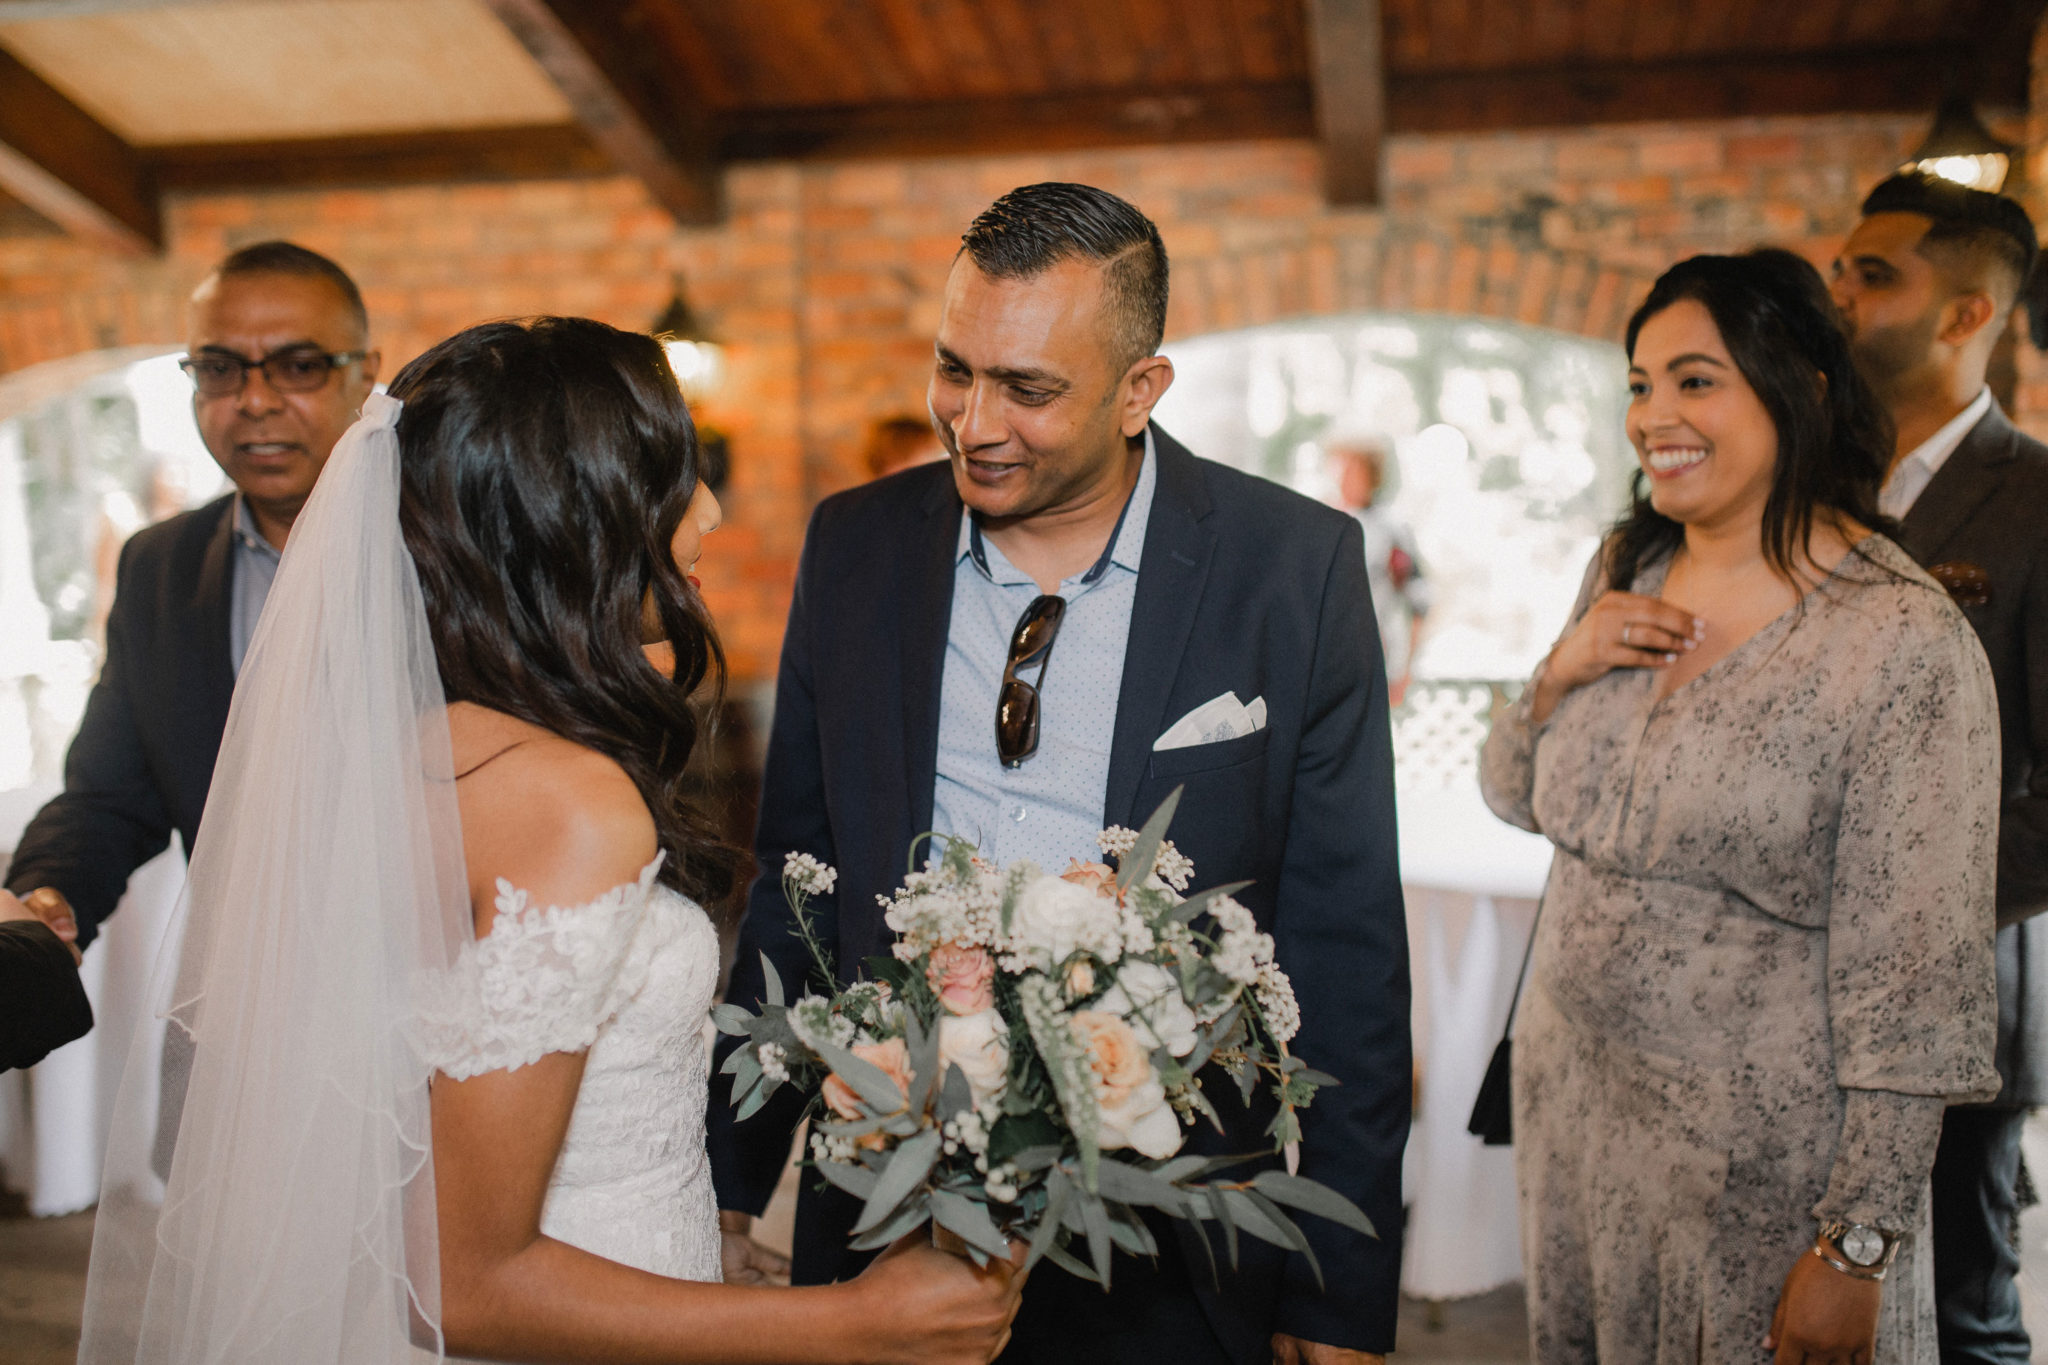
388, 316, 738, 915
1606, 248, 1897, 592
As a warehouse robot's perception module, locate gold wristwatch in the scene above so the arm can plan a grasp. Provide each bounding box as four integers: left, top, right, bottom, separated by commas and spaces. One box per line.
1813, 1222, 1902, 1280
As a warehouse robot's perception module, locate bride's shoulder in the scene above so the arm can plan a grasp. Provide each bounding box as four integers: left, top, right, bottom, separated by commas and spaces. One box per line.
449, 707, 657, 937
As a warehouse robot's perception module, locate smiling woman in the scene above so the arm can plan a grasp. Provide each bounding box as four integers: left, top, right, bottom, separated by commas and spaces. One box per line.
1481, 250, 2001, 1364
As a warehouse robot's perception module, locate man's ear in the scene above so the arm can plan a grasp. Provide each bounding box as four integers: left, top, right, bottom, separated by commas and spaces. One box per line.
1938, 291, 2000, 350
1119, 354, 1175, 438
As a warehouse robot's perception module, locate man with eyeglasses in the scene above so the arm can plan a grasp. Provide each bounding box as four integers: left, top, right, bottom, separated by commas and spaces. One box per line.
713, 184, 1407, 1364
7, 241, 379, 958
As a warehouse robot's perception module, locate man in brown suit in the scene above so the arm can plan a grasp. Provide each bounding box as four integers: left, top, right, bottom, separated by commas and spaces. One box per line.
1833, 171, 2048, 1365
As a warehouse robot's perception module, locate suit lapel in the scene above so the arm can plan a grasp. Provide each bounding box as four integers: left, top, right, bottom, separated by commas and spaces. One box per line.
902, 476, 963, 842
191, 497, 238, 713
1901, 405, 2019, 564
1104, 426, 1215, 828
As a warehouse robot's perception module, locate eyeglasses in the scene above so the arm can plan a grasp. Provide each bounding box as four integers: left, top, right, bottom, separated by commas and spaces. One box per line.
179, 347, 367, 397
997, 595, 1066, 768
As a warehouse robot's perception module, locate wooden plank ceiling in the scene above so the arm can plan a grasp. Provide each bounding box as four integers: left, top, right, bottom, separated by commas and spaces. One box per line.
0, 0, 2034, 251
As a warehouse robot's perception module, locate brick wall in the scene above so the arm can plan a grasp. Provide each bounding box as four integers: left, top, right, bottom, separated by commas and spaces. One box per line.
0, 111, 1961, 677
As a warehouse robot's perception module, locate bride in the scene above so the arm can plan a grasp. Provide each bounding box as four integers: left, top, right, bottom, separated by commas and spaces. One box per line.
77, 317, 1023, 1364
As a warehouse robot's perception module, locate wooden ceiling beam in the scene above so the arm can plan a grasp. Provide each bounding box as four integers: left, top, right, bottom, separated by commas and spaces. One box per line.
0, 43, 157, 251
1304, 0, 1386, 207
1386, 43, 1988, 133
482, 0, 720, 224
147, 125, 610, 192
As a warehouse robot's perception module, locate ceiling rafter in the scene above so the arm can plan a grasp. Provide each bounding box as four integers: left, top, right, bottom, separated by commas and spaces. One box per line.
481, 0, 721, 224
0, 42, 157, 251
1304, 0, 1385, 207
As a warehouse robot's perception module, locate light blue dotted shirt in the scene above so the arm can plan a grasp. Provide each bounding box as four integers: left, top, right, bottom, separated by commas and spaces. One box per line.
931, 435, 1157, 872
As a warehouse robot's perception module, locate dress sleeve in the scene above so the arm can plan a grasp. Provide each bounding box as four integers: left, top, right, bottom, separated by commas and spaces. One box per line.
1479, 548, 1607, 834
1811, 1090, 1945, 1230
414, 858, 663, 1080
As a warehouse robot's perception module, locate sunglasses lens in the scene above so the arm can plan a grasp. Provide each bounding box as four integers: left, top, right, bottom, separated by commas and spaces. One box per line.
997, 679, 1039, 765
1009, 597, 1065, 663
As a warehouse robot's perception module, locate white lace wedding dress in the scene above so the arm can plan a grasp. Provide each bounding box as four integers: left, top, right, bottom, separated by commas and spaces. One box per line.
417, 855, 725, 1281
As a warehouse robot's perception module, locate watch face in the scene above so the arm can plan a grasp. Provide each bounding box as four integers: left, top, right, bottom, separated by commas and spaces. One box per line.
1841, 1225, 1886, 1266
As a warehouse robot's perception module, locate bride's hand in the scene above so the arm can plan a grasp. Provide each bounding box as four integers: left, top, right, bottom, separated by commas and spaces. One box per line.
716, 1212, 791, 1286
846, 1231, 1026, 1365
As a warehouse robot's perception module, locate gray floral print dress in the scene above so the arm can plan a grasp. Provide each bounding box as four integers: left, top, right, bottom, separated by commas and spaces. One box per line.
1480, 536, 2001, 1363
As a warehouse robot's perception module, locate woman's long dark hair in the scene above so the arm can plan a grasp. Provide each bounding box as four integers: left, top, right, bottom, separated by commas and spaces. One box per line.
388, 316, 738, 915
1606, 248, 1897, 591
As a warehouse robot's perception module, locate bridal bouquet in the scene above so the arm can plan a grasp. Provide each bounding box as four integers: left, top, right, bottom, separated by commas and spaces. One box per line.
715, 790, 1374, 1285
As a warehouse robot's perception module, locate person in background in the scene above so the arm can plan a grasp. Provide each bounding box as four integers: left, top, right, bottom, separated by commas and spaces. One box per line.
1482, 249, 2000, 1362
5, 242, 379, 950
1833, 170, 2048, 1365
1328, 434, 1430, 706
0, 888, 89, 1073
862, 412, 948, 480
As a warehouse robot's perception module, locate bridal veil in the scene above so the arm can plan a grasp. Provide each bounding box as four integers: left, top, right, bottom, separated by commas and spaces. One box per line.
78, 392, 473, 1362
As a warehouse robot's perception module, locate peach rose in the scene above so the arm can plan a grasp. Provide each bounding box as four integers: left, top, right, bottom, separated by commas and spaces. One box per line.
926, 941, 996, 1016
821, 1036, 912, 1123
1070, 1009, 1183, 1158
1070, 1010, 1151, 1108
1062, 859, 1119, 897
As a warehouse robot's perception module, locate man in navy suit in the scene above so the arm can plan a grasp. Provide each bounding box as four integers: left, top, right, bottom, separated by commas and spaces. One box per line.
7, 242, 379, 950
710, 183, 1409, 1363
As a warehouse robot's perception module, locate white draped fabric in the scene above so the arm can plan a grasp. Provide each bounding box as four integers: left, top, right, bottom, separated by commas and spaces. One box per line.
0, 784, 182, 1219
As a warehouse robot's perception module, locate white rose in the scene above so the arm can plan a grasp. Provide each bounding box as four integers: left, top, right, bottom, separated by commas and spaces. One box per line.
1097, 1071, 1184, 1159
1011, 874, 1117, 969
1097, 960, 1201, 1057
937, 1008, 1011, 1108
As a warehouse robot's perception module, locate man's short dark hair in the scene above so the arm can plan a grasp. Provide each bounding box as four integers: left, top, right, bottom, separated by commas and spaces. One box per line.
959, 183, 1168, 372
1861, 171, 2038, 314
212, 240, 369, 339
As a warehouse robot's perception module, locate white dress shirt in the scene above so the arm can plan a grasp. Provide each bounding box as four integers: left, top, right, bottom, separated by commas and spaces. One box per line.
1880, 387, 1994, 521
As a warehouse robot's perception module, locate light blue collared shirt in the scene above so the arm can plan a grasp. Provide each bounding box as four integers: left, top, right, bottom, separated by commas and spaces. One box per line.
931, 434, 1157, 871
228, 495, 281, 676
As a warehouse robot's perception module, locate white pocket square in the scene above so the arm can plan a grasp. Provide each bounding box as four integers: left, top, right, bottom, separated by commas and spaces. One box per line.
1153, 692, 1267, 751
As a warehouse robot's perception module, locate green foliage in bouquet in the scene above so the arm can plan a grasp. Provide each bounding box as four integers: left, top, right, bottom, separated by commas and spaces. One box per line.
713, 788, 1376, 1288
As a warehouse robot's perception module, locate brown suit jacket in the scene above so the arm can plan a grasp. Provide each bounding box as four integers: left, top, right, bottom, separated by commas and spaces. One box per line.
1896, 400, 2048, 1102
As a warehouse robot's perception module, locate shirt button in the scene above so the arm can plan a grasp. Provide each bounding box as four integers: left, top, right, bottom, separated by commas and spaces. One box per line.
1011, 804, 1029, 823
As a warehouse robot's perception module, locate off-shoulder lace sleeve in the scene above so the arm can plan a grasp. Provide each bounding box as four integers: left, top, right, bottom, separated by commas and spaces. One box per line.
414, 856, 664, 1080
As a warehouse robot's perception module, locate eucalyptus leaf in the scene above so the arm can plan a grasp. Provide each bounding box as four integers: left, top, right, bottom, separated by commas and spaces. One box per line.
1204, 1184, 1238, 1268
937, 1063, 974, 1124
760, 952, 785, 1008
1296, 1067, 1340, 1088
1024, 1167, 1073, 1274
931, 1188, 1011, 1261
734, 1075, 774, 1122
1169, 880, 1254, 925
905, 1015, 941, 1120
1094, 1160, 1189, 1215
1248, 1172, 1377, 1238
852, 1128, 942, 1235
811, 1037, 909, 1117
1218, 1187, 1300, 1252
1183, 1004, 1241, 1074
719, 1045, 750, 1076
1041, 1239, 1101, 1284
1116, 787, 1183, 893
1241, 1188, 1322, 1290
1104, 1201, 1159, 1257
1079, 1190, 1115, 1288
1007, 1144, 1066, 1174
814, 1157, 879, 1201
711, 1003, 756, 1036
847, 1194, 933, 1250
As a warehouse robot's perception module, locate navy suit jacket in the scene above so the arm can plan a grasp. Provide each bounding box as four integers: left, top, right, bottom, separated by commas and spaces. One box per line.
709, 427, 1411, 1355
7, 496, 236, 949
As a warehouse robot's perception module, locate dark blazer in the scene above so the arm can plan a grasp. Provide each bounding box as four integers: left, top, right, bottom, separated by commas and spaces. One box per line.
0, 920, 92, 1072
1896, 401, 2048, 1103
708, 427, 1411, 1357
6, 495, 237, 950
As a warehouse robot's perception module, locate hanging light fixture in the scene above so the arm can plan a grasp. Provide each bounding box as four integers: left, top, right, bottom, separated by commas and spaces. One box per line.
652, 278, 725, 403
1900, 92, 2015, 194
